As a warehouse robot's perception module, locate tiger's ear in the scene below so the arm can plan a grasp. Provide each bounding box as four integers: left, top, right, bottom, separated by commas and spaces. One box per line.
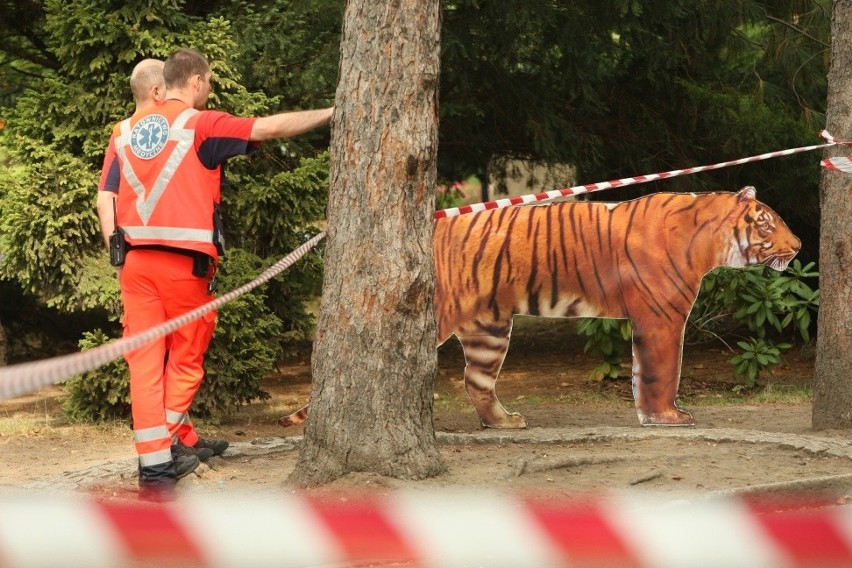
737, 186, 757, 202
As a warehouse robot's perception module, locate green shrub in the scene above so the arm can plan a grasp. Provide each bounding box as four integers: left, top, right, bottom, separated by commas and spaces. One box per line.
694, 260, 819, 343
729, 338, 791, 388
64, 329, 131, 423
576, 318, 632, 381
436, 182, 467, 210
577, 260, 819, 386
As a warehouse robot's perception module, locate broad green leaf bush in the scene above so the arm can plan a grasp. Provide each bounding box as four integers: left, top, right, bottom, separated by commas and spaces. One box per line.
577, 260, 819, 386
576, 318, 632, 382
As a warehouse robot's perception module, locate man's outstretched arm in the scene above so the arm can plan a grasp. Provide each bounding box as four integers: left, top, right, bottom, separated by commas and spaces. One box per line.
250, 107, 334, 142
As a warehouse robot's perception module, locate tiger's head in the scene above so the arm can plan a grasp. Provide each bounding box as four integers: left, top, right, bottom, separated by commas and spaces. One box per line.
725, 186, 800, 271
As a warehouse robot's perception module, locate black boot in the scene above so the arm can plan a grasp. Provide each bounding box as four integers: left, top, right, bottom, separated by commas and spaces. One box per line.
138, 459, 179, 502
175, 454, 201, 478
193, 437, 229, 456
172, 439, 214, 462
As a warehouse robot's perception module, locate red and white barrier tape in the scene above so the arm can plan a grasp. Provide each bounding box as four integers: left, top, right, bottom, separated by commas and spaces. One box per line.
3, 131, 850, 400
0, 232, 326, 401
0, 491, 849, 567
822, 157, 852, 173
436, 130, 852, 219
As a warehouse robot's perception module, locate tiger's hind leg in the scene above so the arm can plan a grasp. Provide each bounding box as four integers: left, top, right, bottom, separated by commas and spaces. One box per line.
630, 323, 695, 427
457, 330, 526, 429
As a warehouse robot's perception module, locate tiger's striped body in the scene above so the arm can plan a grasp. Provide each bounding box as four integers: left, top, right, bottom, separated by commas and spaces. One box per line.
434, 187, 800, 427
279, 186, 800, 429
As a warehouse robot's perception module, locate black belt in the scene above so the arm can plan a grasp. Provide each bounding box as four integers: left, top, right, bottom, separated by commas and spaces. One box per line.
128, 244, 201, 258
128, 245, 212, 277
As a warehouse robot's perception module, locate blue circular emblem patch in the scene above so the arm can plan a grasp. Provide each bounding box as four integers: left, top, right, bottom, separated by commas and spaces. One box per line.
130, 115, 169, 160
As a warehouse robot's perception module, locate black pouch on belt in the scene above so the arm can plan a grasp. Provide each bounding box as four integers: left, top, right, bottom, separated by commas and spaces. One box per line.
191, 253, 210, 277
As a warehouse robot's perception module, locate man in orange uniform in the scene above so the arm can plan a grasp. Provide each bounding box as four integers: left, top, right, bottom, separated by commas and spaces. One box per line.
99, 48, 333, 499
97, 58, 220, 478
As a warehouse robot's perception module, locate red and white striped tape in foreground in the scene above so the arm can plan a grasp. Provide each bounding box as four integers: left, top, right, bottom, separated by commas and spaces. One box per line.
0, 491, 849, 567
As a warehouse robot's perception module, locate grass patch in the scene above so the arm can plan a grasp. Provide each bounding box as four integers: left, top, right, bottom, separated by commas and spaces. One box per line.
682, 383, 812, 406
0, 415, 54, 436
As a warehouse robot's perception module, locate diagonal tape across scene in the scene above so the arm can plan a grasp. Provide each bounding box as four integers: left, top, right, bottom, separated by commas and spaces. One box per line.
435, 130, 852, 219
0, 232, 326, 401
5, 131, 850, 401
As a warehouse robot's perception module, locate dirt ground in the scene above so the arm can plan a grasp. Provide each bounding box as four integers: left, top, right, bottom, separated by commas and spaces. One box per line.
0, 318, 850, 504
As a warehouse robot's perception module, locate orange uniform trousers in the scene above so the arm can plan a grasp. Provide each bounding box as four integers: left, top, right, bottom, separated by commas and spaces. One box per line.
120, 249, 216, 469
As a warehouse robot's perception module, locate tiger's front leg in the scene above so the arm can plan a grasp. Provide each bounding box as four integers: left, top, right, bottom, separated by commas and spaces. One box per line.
457, 333, 527, 429
630, 323, 695, 426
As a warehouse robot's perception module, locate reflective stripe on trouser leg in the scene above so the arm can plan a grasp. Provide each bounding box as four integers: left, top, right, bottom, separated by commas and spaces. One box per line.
134, 425, 172, 467
133, 424, 174, 487
166, 408, 198, 447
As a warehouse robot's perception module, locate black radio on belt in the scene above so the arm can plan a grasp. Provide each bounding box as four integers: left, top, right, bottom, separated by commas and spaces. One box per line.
108, 200, 127, 267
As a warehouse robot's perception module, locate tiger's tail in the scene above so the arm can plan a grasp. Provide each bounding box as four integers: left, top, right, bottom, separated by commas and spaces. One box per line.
278, 403, 309, 427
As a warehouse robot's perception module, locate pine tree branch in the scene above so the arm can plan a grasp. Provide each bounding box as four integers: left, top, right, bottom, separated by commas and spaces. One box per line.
763, 14, 830, 48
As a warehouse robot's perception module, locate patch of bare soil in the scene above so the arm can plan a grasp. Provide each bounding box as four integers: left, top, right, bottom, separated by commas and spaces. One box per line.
0, 319, 850, 505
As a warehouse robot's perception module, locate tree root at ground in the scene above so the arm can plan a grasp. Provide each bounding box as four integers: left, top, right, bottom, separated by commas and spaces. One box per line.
507, 455, 627, 478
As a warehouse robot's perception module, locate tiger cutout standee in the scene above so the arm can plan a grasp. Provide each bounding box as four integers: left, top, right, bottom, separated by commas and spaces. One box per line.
280, 186, 800, 429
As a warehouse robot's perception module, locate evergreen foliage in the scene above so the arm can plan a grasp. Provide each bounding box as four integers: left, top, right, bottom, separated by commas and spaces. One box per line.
0, 1, 331, 420
64, 329, 130, 423
190, 248, 282, 418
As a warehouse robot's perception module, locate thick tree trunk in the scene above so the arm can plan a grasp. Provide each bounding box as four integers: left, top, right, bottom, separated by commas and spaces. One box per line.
290, 0, 445, 484
813, 0, 852, 430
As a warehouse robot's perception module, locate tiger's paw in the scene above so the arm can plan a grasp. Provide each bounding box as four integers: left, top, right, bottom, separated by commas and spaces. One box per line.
638, 408, 695, 427
481, 412, 527, 429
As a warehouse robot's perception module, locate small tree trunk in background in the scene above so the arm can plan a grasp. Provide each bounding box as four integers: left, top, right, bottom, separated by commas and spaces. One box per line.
290, 0, 445, 484
0, 318, 6, 366
813, 0, 852, 430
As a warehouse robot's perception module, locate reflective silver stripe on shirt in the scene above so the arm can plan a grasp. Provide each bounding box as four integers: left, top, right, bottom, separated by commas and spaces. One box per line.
138, 448, 172, 467
116, 108, 199, 224
123, 226, 214, 243
166, 408, 191, 426
134, 425, 171, 443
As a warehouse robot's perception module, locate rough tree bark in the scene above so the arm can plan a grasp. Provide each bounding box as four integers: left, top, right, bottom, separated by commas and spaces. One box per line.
289, 0, 445, 484
813, 0, 852, 430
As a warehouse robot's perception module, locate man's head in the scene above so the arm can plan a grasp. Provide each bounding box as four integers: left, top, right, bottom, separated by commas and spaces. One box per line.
129, 59, 165, 106
163, 48, 212, 110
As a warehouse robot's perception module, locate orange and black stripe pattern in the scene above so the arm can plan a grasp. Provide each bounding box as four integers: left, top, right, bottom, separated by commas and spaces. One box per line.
433, 187, 800, 427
